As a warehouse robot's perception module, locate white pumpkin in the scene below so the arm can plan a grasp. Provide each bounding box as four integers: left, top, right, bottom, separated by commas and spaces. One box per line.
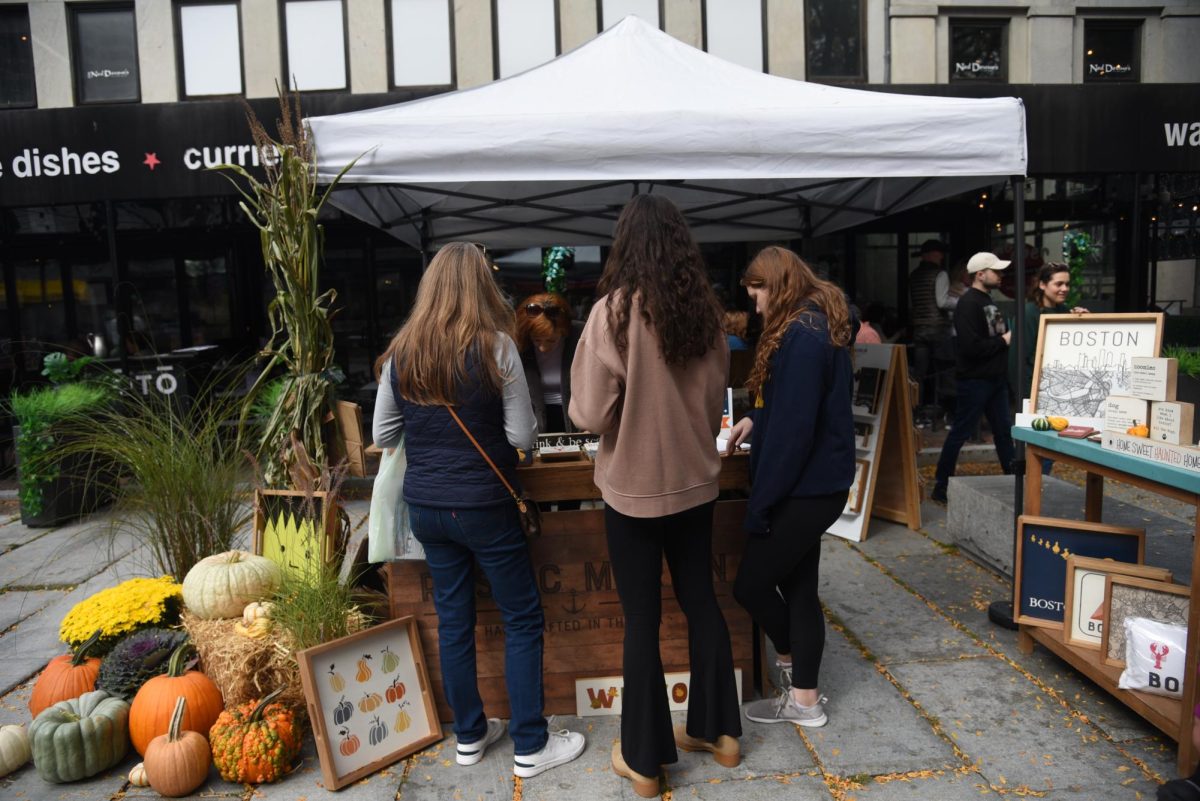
182, 550, 281, 619
242, 601, 275, 625
128, 761, 150, 787
0, 724, 31, 779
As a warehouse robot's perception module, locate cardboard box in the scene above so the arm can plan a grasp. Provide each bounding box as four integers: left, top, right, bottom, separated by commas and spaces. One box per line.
1103, 395, 1149, 432
1151, 401, 1195, 445
1130, 357, 1178, 402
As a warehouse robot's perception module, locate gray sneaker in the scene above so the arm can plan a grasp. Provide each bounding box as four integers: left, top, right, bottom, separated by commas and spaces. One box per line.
744, 690, 828, 727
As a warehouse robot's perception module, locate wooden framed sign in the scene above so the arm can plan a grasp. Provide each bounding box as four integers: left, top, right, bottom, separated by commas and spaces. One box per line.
254, 489, 340, 580
1013, 516, 1144, 630
1062, 555, 1172, 650
1100, 575, 1190, 669
297, 616, 442, 790
1030, 312, 1163, 418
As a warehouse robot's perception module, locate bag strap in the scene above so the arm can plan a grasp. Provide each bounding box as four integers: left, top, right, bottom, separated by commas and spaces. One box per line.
445, 406, 528, 513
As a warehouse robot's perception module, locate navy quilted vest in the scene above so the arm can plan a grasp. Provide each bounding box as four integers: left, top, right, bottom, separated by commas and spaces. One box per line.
390, 353, 520, 509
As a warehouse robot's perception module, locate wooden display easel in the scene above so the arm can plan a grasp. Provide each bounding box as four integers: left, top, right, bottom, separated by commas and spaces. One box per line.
828, 343, 922, 542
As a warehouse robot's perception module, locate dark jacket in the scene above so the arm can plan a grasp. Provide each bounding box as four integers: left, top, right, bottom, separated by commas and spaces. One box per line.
1009, 300, 1066, 400
521, 319, 584, 433
390, 354, 520, 509
954, 287, 1009, 380
745, 311, 856, 535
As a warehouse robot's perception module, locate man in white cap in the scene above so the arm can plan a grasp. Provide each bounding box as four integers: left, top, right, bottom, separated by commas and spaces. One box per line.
930, 252, 1015, 503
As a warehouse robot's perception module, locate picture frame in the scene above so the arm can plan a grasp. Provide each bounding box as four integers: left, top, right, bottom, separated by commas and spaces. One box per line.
844, 459, 869, 515
1062, 555, 1172, 650
1013, 516, 1145, 630
297, 616, 443, 791
1100, 575, 1190, 669
1029, 312, 1163, 417
854, 421, 872, 449
254, 489, 341, 580
853, 367, 884, 416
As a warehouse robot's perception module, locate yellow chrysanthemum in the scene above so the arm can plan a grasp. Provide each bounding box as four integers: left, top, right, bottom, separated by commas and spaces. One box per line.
59, 576, 183, 654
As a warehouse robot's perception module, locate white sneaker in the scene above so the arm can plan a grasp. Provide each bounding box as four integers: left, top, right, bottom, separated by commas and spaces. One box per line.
457, 718, 506, 765
513, 729, 586, 778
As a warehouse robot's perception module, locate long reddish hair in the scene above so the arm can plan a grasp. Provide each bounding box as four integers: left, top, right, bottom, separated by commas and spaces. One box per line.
515, 292, 571, 351
743, 246, 852, 395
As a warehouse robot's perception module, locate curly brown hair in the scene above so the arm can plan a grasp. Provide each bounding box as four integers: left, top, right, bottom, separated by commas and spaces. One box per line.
515, 292, 571, 351
743, 246, 852, 396
596, 195, 723, 366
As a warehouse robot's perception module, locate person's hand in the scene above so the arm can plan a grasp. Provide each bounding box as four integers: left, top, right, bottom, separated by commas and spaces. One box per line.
1070, 307, 1090, 314
725, 417, 753, 456
1001, 331, 1012, 345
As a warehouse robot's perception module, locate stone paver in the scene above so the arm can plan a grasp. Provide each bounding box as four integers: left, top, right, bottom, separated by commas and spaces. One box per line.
0, 588, 67, 633
0, 517, 139, 589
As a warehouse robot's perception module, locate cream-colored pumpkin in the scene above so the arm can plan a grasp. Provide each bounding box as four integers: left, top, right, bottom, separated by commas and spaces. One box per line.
0, 724, 31, 778
242, 601, 275, 625
128, 761, 150, 787
182, 551, 281, 619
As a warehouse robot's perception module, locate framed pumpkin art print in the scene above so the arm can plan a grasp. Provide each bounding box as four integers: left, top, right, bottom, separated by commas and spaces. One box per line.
297, 616, 442, 790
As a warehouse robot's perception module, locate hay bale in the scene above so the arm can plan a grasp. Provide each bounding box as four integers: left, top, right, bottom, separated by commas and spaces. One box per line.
182, 612, 305, 712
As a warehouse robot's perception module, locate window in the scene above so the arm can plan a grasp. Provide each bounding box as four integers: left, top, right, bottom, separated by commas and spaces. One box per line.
704, 0, 762, 71
389, 0, 453, 87
494, 0, 557, 79
0, 5, 36, 108
70, 4, 140, 103
950, 19, 1007, 82
1084, 20, 1140, 83
602, 0, 658, 30
805, 0, 864, 81
284, 0, 347, 91
177, 2, 243, 97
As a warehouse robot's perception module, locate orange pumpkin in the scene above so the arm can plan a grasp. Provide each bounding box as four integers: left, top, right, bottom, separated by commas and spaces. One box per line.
129, 644, 223, 756
29, 630, 103, 717
209, 688, 301, 784
144, 696, 211, 798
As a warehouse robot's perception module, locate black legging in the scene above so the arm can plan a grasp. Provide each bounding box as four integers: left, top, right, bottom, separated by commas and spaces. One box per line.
733, 492, 846, 690
606, 500, 742, 777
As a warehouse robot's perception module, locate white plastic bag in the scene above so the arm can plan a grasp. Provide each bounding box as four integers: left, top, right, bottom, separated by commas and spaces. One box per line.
1118, 616, 1187, 698
368, 439, 423, 562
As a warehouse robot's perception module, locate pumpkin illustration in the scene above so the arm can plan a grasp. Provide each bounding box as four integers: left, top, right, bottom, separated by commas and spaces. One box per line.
355, 655, 373, 683
339, 728, 360, 756
328, 665, 346, 693
386, 678, 406, 704
380, 645, 400, 674
29, 630, 103, 718
359, 692, 383, 713
210, 688, 300, 784
395, 706, 411, 733
368, 716, 388, 747
333, 696, 353, 725
143, 696, 212, 798
129, 644, 224, 756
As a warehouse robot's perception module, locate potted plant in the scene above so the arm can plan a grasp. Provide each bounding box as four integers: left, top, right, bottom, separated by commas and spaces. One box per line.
9, 354, 113, 527
1164, 345, 1200, 435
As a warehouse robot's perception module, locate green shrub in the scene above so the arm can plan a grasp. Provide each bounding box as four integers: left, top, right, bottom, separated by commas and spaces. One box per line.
1164, 345, 1200, 379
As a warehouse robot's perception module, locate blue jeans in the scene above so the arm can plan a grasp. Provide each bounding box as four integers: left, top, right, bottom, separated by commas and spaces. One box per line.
409, 503, 548, 755
934, 376, 1015, 492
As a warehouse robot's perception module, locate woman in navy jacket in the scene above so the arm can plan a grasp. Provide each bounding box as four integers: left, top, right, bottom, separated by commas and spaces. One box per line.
726, 246, 855, 729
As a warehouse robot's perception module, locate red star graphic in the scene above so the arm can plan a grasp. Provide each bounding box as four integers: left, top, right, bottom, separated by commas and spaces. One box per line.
143, 152, 161, 170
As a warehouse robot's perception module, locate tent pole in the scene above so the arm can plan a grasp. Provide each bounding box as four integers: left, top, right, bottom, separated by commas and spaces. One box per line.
991, 175, 1025, 630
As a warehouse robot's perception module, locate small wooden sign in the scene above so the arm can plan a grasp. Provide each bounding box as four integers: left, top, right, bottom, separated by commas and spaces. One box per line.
1103, 396, 1149, 432
1151, 401, 1194, 445
1101, 431, 1200, 474
1129, 357, 1178, 403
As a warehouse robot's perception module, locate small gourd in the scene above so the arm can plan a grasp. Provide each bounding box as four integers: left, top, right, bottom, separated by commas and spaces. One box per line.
1127, 421, 1150, 438
242, 601, 274, 625
1047, 416, 1070, 431
29, 630, 103, 717
1031, 417, 1052, 431
0, 724, 31, 779
182, 551, 281, 620
29, 690, 130, 783
144, 697, 212, 798
209, 688, 301, 784
129, 761, 150, 786
129, 644, 224, 756
234, 618, 272, 639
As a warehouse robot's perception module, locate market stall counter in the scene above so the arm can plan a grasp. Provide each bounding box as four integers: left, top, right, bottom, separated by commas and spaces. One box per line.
386, 452, 754, 721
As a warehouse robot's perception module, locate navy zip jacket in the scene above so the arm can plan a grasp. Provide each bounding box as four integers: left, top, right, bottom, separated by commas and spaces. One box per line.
745, 311, 855, 535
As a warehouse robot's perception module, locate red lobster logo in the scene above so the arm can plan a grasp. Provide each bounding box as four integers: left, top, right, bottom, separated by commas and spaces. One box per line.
1150, 642, 1170, 670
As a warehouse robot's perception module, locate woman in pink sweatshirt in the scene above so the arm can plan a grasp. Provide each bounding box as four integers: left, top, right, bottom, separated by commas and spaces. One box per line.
570, 195, 741, 798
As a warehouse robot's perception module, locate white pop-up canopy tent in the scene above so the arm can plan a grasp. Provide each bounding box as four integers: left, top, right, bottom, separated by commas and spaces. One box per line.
307, 16, 1027, 250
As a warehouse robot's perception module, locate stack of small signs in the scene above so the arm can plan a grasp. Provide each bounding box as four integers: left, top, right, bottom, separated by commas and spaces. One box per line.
1101, 358, 1200, 473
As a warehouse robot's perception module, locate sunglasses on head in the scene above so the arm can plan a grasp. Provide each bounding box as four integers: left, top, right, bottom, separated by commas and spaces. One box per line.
525, 303, 562, 319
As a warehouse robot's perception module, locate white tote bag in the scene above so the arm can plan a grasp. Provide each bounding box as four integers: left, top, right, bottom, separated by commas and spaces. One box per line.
367, 439, 423, 562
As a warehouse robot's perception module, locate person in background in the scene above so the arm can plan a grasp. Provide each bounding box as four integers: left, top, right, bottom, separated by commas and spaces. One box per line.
1010, 262, 1089, 403
723, 310, 751, 351
571, 195, 741, 798
724, 247, 855, 729
853, 303, 883, 345
930, 252, 1016, 504
373, 242, 585, 780
908, 239, 956, 419
516, 292, 584, 434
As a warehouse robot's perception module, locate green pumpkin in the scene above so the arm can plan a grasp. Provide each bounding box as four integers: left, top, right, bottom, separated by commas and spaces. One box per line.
1031, 417, 1052, 431
29, 690, 130, 783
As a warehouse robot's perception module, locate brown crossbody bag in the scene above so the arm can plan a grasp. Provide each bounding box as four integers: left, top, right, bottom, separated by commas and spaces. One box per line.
445, 406, 542, 539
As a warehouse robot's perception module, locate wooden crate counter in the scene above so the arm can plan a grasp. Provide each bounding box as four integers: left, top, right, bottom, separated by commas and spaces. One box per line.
386, 453, 753, 720
1012, 428, 1200, 775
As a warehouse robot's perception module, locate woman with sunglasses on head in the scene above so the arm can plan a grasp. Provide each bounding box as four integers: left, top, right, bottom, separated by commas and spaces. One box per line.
515, 293, 584, 434
571, 195, 741, 798
725, 246, 855, 729
372, 242, 586, 779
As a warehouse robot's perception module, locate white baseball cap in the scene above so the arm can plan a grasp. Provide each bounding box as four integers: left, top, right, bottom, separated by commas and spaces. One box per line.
966, 252, 1011, 273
